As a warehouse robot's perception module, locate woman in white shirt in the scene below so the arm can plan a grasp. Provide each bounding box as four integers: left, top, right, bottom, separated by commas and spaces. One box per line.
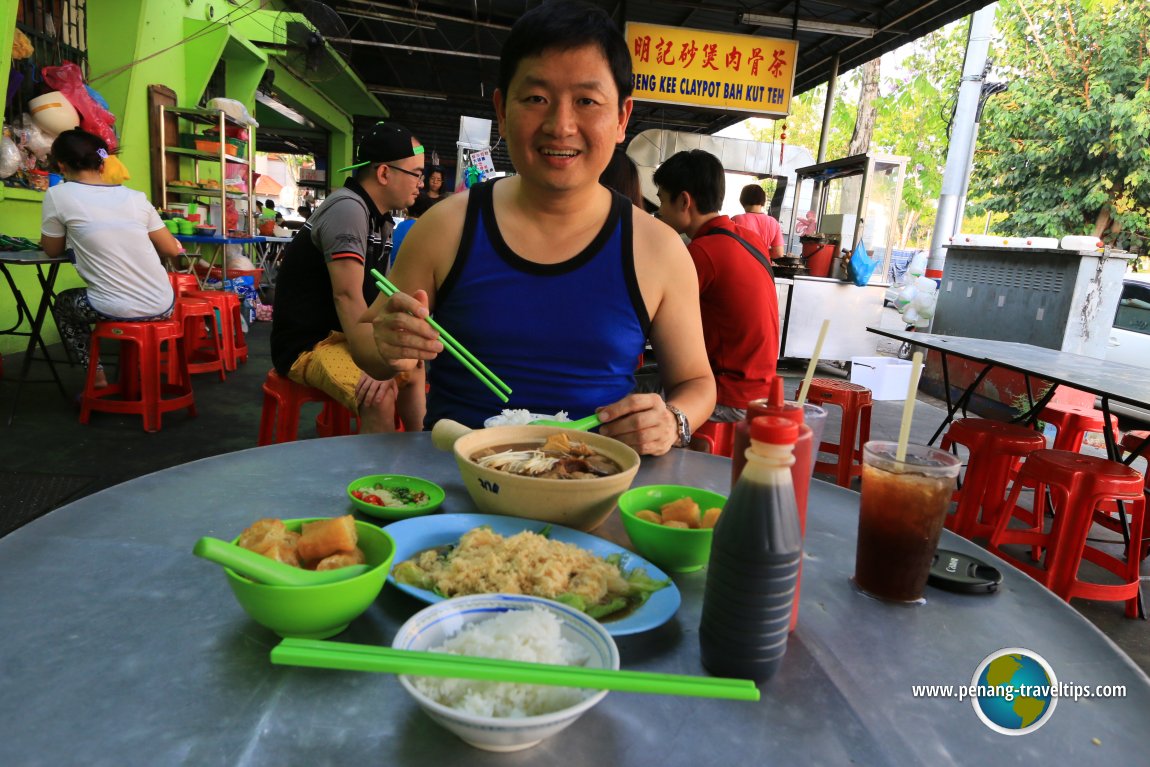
40, 129, 181, 388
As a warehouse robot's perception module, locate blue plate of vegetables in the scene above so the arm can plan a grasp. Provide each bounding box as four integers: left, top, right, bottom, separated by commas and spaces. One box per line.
385, 513, 682, 636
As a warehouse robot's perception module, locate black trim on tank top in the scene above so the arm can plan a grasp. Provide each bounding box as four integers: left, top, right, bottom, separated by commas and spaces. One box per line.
435, 181, 486, 308
481, 179, 620, 276
614, 192, 651, 338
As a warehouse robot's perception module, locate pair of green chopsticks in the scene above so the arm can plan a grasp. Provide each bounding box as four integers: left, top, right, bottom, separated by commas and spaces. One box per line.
370, 269, 511, 403
272, 637, 760, 701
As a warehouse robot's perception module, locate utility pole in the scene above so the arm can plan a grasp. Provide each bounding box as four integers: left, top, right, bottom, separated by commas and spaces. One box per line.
925, 4, 996, 278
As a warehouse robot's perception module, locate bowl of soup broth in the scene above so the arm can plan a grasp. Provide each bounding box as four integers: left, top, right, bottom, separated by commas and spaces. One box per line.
443, 423, 640, 532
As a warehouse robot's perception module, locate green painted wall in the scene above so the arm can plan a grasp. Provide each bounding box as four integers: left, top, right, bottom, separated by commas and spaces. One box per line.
0, 0, 384, 355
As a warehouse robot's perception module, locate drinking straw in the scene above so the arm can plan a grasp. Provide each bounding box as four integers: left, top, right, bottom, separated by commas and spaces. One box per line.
796, 319, 830, 406
369, 269, 511, 403
895, 352, 925, 462
272, 638, 760, 702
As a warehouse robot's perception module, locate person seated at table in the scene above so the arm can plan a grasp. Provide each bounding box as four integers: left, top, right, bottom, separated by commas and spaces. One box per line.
422, 166, 451, 204
298, 204, 312, 221
654, 149, 780, 424
270, 121, 427, 433
363, 0, 715, 455
731, 183, 785, 260
39, 128, 182, 389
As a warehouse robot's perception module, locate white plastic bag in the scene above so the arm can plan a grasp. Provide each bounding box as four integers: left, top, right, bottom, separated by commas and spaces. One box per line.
0, 135, 21, 178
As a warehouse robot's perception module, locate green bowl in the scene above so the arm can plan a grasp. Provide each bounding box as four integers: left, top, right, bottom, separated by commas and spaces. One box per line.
224, 518, 395, 638
618, 485, 727, 573
347, 474, 445, 520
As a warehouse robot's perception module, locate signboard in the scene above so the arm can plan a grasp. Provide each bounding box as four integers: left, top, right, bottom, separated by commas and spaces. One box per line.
625, 22, 797, 117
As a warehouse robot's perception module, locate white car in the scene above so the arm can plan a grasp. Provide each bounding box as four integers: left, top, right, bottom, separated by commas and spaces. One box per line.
1104, 273, 1150, 425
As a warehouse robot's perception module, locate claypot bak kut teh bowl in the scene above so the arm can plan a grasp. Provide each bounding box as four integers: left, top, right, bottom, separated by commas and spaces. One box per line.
451, 425, 640, 532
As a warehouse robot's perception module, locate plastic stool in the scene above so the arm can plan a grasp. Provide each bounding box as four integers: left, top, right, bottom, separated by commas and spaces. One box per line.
172, 296, 225, 383
258, 369, 354, 445
315, 400, 358, 438
692, 420, 737, 457
1039, 401, 1119, 453
80, 319, 196, 432
804, 379, 872, 487
168, 272, 200, 296
939, 418, 1047, 539
1095, 431, 1150, 560
989, 449, 1146, 617
181, 289, 248, 371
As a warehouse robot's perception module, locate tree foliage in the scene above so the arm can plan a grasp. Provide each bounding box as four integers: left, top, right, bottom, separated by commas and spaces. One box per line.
970, 0, 1150, 253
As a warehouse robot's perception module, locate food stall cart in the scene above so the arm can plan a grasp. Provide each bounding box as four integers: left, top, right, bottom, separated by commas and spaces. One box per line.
774, 153, 907, 360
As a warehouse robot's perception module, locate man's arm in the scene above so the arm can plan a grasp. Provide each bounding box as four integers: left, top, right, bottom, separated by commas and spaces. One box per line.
40, 235, 66, 258
596, 215, 715, 456
329, 257, 388, 376
364, 194, 469, 377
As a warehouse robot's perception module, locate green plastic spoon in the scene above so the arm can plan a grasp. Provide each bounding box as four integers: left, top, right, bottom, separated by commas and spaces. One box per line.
530, 413, 603, 430
193, 537, 371, 586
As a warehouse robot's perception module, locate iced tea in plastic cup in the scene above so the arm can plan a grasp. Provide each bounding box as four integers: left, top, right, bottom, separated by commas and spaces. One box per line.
853, 441, 961, 603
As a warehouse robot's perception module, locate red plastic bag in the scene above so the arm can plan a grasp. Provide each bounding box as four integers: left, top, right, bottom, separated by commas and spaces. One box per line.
41, 63, 118, 151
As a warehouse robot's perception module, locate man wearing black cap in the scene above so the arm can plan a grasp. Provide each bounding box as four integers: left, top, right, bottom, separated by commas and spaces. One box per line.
270, 121, 426, 433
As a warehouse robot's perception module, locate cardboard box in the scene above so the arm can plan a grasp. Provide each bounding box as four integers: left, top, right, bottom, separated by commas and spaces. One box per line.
850, 356, 914, 400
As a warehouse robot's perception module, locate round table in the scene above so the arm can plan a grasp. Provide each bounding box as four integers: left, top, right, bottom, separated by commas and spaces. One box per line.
2, 433, 1148, 765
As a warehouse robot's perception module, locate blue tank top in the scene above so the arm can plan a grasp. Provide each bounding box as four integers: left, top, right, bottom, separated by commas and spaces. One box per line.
426, 180, 650, 429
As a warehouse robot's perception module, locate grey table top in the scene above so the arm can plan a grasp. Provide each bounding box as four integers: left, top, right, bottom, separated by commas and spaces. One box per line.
3, 433, 1148, 766
868, 326, 1150, 412
0, 250, 70, 265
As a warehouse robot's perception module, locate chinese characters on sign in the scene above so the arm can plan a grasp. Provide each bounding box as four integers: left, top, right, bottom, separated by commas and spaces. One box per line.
625, 22, 797, 117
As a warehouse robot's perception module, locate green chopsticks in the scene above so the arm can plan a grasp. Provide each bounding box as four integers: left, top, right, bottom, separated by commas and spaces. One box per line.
272, 637, 760, 702
370, 268, 511, 403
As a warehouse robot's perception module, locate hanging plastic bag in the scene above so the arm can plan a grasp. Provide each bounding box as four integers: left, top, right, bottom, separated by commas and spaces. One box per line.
0, 135, 21, 178
848, 240, 877, 287
41, 62, 118, 151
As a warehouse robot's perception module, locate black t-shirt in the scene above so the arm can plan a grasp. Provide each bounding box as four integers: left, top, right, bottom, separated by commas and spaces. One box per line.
270, 179, 391, 375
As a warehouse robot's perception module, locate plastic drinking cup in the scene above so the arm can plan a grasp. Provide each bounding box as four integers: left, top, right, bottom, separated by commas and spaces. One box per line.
853, 441, 962, 603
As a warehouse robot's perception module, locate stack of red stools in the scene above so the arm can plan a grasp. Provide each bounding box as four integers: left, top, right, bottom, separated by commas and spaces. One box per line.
172, 295, 225, 384
79, 318, 196, 432
939, 418, 1047, 540
168, 273, 248, 372
989, 449, 1146, 617
804, 379, 872, 487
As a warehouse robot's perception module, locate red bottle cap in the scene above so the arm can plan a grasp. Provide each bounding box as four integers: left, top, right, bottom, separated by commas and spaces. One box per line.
748, 377, 804, 425
750, 415, 799, 445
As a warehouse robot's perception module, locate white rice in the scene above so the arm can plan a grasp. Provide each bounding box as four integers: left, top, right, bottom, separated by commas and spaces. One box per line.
411, 607, 591, 718
485, 409, 569, 427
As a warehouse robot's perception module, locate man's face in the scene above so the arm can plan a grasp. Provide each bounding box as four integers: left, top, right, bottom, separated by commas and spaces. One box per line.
656, 188, 689, 234
378, 143, 425, 208
494, 44, 632, 194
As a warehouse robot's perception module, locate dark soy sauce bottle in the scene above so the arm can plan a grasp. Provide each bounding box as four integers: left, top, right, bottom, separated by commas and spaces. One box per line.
700, 416, 802, 682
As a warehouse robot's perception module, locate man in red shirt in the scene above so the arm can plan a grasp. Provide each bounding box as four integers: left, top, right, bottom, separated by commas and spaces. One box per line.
654, 149, 781, 423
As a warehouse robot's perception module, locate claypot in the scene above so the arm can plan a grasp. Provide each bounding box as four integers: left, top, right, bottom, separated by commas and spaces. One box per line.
432, 420, 640, 531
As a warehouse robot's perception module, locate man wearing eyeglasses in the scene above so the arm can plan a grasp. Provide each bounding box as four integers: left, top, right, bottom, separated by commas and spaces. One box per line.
271, 121, 426, 433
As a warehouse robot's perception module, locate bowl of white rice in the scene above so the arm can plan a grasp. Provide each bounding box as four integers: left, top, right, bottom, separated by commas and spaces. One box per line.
393, 594, 619, 752
483, 409, 570, 428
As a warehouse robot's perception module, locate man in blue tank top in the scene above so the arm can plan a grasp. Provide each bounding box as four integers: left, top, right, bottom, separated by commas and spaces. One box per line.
358, 0, 716, 456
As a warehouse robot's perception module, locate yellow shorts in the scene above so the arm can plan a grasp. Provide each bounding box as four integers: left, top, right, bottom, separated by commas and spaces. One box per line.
287, 331, 362, 412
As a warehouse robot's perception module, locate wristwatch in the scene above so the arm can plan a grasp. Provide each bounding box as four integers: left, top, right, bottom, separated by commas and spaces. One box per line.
666, 403, 691, 448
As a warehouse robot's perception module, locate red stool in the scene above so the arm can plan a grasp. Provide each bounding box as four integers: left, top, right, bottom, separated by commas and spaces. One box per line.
170, 275, 248, 370
315, 400, 358, 438
80, 319, 196, 432
939, 419, 1047, 539
692, 420, 737, 457
1095, 431, 1150, 560
1039, 387, 1119, 452
258, 369, 356, 445
989, 449, 1146, 617
172, 297, 225, 383
804, 379, 873, 487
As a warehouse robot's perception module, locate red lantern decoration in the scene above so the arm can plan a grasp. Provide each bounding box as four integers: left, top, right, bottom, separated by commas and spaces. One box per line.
779, 122, 788, 164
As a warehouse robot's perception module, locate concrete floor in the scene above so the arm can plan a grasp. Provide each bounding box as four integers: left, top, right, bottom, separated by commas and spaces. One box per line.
1, 314, 1147, 678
